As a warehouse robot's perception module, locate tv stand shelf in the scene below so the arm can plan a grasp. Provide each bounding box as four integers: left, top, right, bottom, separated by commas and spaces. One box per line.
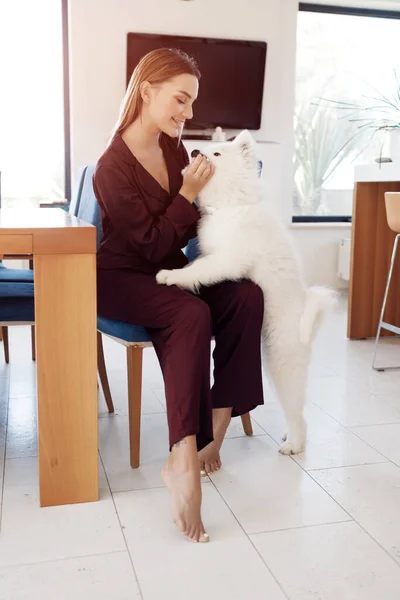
182, 133, 212, 141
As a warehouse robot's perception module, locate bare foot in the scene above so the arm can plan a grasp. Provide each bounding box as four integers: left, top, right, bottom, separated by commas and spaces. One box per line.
199, 408, 232, 476
162, 436, 209, 543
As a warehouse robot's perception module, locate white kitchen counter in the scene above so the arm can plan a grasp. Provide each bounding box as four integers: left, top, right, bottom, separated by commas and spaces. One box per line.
355, 163, 400, 182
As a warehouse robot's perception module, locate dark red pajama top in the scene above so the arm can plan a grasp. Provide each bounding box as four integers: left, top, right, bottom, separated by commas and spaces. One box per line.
93, 133, 199, 274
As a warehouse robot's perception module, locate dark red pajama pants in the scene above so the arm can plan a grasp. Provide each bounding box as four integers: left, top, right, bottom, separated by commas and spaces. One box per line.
97, 269, 265, 450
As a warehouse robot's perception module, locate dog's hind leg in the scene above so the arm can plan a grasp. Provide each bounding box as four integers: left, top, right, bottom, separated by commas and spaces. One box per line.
266, 343, 309, 455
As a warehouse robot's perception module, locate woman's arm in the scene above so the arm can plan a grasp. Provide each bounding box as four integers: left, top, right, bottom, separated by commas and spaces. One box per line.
94, 165, 199, 264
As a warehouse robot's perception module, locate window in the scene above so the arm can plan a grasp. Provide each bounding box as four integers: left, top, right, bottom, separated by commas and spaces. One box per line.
0, 0, 69, 208
293, 3, 400, 222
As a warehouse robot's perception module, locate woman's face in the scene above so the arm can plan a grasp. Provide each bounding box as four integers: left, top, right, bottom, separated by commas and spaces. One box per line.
143, 74, 199, 137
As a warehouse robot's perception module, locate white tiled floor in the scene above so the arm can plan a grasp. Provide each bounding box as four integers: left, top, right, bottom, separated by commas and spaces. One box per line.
1, 295, 400, 599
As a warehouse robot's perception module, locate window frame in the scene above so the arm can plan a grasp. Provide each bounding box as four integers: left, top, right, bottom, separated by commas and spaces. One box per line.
293, 3, 400, 224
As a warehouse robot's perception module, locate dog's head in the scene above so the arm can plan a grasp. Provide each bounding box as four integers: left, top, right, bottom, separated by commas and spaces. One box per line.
190, 130, 260, 210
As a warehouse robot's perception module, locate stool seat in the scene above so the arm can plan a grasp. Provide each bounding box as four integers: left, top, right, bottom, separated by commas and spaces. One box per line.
385, 192, 400, 233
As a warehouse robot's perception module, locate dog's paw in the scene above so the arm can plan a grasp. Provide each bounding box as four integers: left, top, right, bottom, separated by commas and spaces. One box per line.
156, 270, 172, 285
156, 269, 198, 291
279, 438, 305, 455
175, 276, 199, 292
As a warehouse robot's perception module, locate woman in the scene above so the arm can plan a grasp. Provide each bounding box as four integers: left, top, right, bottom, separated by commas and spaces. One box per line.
93, 48, 264, 543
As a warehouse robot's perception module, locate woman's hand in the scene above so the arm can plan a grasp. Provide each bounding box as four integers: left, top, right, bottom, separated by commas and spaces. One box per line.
179, 155, 214, 204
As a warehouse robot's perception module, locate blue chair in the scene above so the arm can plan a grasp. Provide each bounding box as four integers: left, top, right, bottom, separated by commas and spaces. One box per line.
0, 241, 35, 362
78, 165, 152, 467
0, 172, 33, 360
0, 282, 35, 363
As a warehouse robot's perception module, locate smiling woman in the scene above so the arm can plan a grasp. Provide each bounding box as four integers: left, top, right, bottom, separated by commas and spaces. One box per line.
0, 0, 65, 207
110, 48, 200, 143
93, 47, 265, 544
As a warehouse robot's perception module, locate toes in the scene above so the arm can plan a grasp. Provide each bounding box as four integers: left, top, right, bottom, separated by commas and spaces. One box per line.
187, 525, 199, 543
203, 462, 212, 475
190, 525, 210, 543
199, 525, 210, 543
205, 460, 221, 475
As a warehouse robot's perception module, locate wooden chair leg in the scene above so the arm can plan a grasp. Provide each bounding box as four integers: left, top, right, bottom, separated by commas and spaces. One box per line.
97, 332, 114, 413
0, 328, 3, 341
241, 412, 253, 436
2, 327, 9, 363
31, 326, 36, 361
127, 345, 143, 469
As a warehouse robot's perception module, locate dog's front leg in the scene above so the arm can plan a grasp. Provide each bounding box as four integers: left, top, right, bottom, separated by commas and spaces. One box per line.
156, 255, 244, 291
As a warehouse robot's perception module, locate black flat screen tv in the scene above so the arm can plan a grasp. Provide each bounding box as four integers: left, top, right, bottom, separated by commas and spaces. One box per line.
126, 32, 267, 130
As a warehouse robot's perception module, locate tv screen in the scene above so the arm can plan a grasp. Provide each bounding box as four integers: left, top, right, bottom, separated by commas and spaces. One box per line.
126, 33, 267, 130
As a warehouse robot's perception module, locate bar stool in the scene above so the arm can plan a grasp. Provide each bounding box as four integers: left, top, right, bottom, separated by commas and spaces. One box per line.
372, 191, 400, 371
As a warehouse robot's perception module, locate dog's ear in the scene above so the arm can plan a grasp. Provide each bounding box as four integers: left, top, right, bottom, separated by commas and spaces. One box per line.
234, 130, 255, 157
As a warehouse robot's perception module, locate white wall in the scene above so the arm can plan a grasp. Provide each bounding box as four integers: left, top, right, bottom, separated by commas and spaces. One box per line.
291, 224, 351, 290
68, 0, 352, 288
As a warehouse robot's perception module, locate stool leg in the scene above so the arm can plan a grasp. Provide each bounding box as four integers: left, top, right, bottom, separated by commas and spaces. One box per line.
372, 233, 400, 371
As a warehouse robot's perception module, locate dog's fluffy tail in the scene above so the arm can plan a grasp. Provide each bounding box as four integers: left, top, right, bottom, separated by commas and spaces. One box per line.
299, 286, 338, 345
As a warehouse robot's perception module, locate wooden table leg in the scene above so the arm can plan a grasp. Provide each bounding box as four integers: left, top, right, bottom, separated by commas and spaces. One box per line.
34, 253, 98, 507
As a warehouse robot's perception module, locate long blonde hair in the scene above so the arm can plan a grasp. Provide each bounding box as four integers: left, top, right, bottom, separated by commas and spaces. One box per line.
110, 48, 200, 141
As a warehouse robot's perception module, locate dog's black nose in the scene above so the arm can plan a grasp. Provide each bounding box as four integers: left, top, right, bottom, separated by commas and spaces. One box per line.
191, 149, 201, 158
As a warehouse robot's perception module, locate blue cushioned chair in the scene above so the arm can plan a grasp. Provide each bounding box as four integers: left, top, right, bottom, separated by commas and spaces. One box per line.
0, 254, 35, 363
0, 282, 35, 363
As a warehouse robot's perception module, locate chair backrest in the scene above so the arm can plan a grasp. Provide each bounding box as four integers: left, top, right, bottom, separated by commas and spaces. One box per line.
77, 165, 103, 250
69, 166, 88, 217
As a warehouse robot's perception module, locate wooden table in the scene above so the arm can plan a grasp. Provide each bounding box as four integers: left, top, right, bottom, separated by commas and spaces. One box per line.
348, 178, 400, 339
0, 209, 98, 507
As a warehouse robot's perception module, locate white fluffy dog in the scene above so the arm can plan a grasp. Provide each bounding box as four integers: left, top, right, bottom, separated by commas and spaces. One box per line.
156, 130, 336, 454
